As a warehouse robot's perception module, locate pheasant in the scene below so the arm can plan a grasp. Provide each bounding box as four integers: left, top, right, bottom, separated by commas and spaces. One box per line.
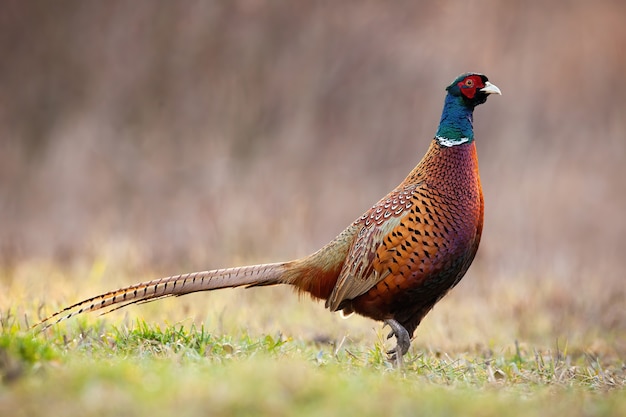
37, 73, 501, 367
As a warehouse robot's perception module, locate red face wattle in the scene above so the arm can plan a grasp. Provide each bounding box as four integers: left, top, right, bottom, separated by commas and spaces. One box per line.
457, 75, 486, 99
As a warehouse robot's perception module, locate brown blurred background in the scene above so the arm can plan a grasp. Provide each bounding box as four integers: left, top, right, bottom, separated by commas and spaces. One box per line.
1, 1, 625, 344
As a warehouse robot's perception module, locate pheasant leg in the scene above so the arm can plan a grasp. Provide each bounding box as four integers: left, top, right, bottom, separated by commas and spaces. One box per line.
384, 319, 410, 368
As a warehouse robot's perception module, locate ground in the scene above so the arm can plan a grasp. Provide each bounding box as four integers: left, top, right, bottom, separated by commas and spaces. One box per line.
0, 259, 624, 417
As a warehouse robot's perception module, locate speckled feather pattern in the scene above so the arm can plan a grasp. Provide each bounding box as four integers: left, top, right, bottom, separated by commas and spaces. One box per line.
344, 140, 484, 336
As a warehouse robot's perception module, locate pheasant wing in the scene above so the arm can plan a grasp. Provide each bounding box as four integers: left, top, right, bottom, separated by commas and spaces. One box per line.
326, 182, 423, 310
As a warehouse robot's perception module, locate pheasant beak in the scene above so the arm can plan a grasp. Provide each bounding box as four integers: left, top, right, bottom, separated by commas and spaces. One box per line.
480, 81, 502, 95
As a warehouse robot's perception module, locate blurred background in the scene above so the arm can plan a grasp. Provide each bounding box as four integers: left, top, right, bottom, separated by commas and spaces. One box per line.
1, 1, 624, 352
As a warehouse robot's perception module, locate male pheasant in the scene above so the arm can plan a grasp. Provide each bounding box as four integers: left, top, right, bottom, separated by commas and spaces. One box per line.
37, 73, 501, 366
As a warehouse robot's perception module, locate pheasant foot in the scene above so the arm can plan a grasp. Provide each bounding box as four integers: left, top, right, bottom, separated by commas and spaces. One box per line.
384, 319, 410, 368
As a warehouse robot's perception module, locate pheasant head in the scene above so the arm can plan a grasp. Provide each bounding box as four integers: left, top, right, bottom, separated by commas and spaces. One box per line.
436, 73, 501, 146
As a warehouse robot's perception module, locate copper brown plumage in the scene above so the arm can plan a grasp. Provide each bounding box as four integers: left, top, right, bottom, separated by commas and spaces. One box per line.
36, 73, 501, 367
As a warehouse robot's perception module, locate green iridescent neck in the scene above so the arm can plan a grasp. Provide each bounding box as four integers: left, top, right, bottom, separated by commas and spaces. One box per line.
435, 94, 475, 147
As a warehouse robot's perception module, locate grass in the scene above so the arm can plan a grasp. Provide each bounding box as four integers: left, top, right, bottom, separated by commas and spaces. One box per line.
0, 260, 624, 417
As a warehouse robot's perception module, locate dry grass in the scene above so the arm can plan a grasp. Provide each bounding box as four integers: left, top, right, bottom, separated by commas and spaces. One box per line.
3, 258, 625, 381
0, 280, 626, 416
0, 261, 625, 417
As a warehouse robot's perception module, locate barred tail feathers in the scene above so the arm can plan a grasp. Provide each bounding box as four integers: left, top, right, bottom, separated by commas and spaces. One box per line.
36, 262, 290, 330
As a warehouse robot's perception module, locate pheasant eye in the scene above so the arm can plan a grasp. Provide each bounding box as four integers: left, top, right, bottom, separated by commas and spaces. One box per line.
465, 79, 474, 87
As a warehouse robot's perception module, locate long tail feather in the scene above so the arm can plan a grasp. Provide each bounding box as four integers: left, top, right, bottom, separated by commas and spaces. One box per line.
35, 262, 288, 330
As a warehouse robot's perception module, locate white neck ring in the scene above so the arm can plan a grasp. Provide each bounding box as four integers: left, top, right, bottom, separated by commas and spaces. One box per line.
435, 136, 471, 147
